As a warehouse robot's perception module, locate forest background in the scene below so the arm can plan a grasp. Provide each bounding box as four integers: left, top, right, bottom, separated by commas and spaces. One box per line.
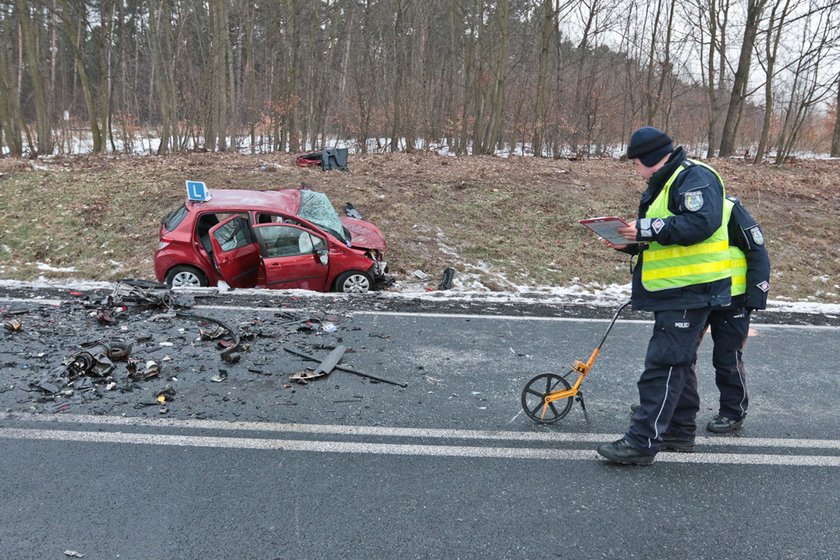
1, 0, 840, 161
0, 1, 839, 305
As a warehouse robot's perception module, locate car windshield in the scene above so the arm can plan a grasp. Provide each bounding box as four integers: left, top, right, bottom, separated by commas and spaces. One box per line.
296, 190, 348, 243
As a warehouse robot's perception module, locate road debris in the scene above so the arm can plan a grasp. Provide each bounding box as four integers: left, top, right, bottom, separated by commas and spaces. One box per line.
156, 384, 176, 403
66, 341, 132, 378
284, 346, 407, 388
2, 282, 415, 419
345, 202, 363, 219
289, 345, 346, 383
438, 267, 456, 290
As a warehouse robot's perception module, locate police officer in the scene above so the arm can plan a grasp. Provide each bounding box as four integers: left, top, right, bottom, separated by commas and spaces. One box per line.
702, 196, 770, 433
629, 196, 771, 447
597, 126, 732, 465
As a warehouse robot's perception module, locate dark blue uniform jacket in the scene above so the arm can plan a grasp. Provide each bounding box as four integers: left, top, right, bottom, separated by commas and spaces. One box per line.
622, 147, 732, 312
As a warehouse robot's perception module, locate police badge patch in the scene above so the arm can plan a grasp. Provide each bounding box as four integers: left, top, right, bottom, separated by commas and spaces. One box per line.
757, 281, 770, 292
683, 190, 704, 211
652, 218, 665, 234
748, 225, 764, 245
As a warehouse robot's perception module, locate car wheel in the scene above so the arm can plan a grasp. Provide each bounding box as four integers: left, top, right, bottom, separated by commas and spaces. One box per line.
335, 270, 373, 293
165, 265, 208, 288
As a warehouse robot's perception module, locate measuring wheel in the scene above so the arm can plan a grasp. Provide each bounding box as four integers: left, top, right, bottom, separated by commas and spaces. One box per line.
520, 372, 574, 423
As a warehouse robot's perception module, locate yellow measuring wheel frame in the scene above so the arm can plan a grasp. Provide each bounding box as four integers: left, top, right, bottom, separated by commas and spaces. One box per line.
521, 301, 630, 424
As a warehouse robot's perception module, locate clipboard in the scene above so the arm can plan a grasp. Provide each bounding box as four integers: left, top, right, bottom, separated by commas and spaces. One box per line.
579, 217, 641, 245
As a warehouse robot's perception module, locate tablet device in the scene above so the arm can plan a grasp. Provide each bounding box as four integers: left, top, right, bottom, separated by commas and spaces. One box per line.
578, 217, 641, 245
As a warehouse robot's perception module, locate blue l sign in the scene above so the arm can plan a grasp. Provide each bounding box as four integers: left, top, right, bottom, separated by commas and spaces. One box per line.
186, 180, 210, 202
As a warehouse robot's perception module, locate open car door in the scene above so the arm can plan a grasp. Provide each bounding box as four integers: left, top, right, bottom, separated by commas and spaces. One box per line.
252, 224, 330, 291
209, 215, 261, 288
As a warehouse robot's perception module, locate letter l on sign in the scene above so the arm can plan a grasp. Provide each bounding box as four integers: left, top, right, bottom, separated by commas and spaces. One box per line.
186, 180, 210, 202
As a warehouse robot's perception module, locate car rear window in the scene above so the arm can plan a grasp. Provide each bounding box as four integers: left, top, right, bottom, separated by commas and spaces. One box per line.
161, 204, 188, 232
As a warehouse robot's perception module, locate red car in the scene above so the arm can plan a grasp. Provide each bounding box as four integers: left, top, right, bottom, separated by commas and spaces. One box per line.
154, 188, 388, 293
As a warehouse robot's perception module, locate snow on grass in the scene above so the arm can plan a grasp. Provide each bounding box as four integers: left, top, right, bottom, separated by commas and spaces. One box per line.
2, 276, 837, 317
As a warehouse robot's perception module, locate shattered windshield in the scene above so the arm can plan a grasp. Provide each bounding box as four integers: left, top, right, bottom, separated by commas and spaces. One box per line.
296, 190, 348, 243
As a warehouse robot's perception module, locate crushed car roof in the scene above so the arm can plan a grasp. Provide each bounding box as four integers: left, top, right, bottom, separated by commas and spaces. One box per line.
185, 189, 301, 213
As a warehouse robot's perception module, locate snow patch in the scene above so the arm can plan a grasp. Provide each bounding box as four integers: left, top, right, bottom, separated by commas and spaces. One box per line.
0, 277, 837, 316
36, 262, 77, 273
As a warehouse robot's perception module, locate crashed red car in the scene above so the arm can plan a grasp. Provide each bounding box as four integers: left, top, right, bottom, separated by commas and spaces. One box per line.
154, 188, 388, 293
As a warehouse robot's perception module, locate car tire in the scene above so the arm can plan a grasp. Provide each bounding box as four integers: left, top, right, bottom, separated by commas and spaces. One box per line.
165, 265, 208, 288
334, 270, 373, 293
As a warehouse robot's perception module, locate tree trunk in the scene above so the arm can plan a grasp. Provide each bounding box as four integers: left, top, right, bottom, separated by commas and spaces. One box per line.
59, 0, 102, 153
99, 0, 115, 153
208, 0, 229, 151
0, 9, 24, 156
533, 0, 555, 157
831, 72, 840, 157
17, 3, 52, 155
285, 0, 300, 153
390, 1, 407, 152
147, 0, 176, 154
755, 0, 791, 163
719, 0, 766, 157
482, 0, 508, 154
459, 1, 476, 155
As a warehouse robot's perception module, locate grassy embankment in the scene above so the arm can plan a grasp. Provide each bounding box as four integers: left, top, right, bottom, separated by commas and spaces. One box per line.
0, 153, 837, 303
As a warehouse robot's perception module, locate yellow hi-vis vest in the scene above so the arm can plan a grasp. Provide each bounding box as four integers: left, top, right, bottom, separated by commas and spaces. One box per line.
641, 160, 732, 292
722, 196, 747, 296
730, 244, 747, 296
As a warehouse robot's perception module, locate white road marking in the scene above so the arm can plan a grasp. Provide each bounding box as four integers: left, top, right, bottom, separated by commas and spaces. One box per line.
5, 412, 840, 449
0, 297, 61, 306
1, 413, 838, 466
350, 310, 840, 330
1, 296, 837, 329
0, 426, 838, 467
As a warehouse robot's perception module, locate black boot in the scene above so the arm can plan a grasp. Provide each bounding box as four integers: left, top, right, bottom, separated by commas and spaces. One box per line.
661, 434, 696, 453
597, 438, 655, 465
706, 415, 744, 433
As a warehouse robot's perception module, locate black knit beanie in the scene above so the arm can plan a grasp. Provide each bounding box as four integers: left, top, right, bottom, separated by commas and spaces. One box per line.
626, 126, 673, 166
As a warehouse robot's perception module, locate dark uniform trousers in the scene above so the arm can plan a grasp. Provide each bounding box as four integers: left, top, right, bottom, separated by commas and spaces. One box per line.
626, 307, 712, 454
698, 305, 751, 421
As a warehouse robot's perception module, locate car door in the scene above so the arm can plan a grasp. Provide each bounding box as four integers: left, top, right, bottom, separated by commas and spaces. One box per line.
208, 215, 260, 288
252, 223, 330, 291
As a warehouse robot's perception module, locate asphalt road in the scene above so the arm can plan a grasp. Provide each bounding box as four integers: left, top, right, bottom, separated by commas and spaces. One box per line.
1, 287, 839, 559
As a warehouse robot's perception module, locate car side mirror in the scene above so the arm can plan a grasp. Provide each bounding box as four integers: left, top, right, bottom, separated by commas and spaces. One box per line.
316, 249, 329, 266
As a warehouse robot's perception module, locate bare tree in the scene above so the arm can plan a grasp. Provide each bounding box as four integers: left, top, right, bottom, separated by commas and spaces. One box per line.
17, 1, 52, 155
147, 0, 180, 154
773, 0, 838, 162
0, 3, 25, 155
754, 0, 794, 163
832, 71, 840, 157
533, 0, 558, 157
719, 0, 768, 157
690, 0, 731, 158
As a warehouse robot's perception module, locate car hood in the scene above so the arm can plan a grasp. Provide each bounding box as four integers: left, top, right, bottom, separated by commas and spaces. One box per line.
340, 217, 387, 251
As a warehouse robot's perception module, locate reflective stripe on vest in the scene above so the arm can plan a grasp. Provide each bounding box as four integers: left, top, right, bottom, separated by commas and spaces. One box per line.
721, 197, 747, 297
730, 245, 747, 296
641, 160, 732, 292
